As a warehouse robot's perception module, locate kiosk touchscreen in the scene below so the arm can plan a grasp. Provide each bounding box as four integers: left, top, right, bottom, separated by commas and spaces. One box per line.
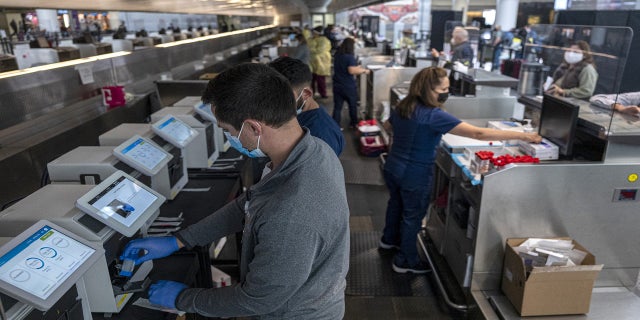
193, 103, 227, 155
150, 106, 221, 168
0, 221, 103, 311
113, 135, 173, 177
76, 171, 166, 237
151, 114, 199, 149
193, 102, 216, 123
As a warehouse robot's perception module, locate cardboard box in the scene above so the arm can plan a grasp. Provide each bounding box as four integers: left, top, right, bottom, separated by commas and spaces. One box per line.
501, 238, 603, 316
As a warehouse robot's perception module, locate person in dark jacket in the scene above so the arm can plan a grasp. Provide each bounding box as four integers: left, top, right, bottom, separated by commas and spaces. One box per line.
269, 56, 344, 155
332, 37, 370, 128
431, 27, 474, 67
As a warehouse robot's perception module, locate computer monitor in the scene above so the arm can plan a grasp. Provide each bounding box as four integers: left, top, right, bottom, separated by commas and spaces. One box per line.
0, 220, 103, 311
112, 135, 173, 176
75, 171, 165, 237
539, 94, 580, 158
151, 114, 199, 149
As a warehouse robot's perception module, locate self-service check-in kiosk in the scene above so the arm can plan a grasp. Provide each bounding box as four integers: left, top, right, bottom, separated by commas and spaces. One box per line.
0, 172, 165, 314
0, 222, 103, 320
151, 107, 221, 169
151, 102, 226, 168
172, 96, 226, 153
47, 133, 182, 200
98, 123, 188, 199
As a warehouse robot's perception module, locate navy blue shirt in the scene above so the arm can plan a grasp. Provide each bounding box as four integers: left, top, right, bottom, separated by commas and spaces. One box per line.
298, 107, 345, 156
332, 53, 357, 89
384, 104, 461, 187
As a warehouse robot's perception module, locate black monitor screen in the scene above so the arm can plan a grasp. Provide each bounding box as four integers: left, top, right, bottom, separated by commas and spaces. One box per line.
539, 94, 580, 157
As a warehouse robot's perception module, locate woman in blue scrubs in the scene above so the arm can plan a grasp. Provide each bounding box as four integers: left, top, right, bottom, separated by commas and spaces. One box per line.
332, 37, 369, 128
380, 67, 542, 274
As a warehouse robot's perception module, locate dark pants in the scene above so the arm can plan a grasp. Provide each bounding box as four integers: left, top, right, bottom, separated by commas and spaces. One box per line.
312, 74, 327, 98
382, 170, 431, 266
332, 85, 358, 127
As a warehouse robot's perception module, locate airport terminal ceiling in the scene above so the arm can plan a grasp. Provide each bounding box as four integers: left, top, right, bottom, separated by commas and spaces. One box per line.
0, 0, 554, 16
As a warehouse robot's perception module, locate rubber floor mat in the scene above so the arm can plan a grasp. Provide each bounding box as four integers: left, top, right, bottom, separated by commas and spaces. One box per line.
346, 231, 434, 297
341, 158, 385, 186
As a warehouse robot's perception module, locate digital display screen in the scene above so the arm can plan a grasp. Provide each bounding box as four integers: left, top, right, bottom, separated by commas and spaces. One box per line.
157, 117, 193, 146
618, 189, 637, 201
539, 95, 579, 157
194, 103, 216, 123
87, 176, 158, 227
120, 138, 167, 170
0, 226, 95, 299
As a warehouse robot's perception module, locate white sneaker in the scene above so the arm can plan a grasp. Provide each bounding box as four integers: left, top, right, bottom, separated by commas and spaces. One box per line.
378, 239, 399, 250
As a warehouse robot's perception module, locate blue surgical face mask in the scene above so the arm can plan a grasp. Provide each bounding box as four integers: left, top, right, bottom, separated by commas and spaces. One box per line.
295, 89, 307, 115
223, 122, 266, 158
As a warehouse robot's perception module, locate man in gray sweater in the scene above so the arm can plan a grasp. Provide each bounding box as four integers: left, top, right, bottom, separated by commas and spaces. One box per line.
120, 63, 350, 319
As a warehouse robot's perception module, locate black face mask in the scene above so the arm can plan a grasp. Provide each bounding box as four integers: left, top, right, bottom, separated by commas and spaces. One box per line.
437, 92, 449, 103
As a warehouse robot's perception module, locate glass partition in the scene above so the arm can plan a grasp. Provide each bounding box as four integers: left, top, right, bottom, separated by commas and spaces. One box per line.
520, 24, 636, 138
442, 21, 480, 68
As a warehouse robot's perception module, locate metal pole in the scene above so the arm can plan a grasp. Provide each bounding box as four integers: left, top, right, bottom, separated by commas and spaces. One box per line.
418, 232, 470, 311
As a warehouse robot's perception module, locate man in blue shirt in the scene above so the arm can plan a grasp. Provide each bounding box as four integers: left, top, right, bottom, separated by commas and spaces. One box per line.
269, 57, 344, 156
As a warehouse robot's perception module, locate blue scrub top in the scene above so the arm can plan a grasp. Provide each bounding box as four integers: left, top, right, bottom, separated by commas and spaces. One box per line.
384, 104, 461, 187
298, 107, 345, 156
332, 53, 357, 89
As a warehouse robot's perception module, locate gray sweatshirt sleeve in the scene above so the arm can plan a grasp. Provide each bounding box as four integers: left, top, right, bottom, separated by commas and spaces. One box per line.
175, 222, 324, 318
566, 64, 598, 99
175, 193, 246, 249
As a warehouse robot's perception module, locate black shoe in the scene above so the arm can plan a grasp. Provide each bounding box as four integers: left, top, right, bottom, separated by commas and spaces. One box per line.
378, 239, 399, 250
392, 260, 431, 274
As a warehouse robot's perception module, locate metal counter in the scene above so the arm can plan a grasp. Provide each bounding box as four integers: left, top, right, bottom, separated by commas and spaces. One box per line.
458, 68, 519, 97
361, 66, 419, 119
475, 288, 640, 320
0, 26, 277, 207
425, 120, 640, 318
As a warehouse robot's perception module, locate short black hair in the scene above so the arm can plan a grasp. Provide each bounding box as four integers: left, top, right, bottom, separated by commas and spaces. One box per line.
268, 57, 312, 90
202, 63, 296, 130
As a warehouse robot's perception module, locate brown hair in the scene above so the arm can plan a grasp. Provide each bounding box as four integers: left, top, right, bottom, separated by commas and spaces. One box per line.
396, 67, 448, 119
336, 37, 355, 55
574, 40, 595, 66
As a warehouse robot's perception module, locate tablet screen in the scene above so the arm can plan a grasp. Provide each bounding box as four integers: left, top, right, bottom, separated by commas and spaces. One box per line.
120, 138, 168, 171
87, 176, 158, 227
194, 103, 216, 123
0, 225, 95, 300
155, 117, 194, 147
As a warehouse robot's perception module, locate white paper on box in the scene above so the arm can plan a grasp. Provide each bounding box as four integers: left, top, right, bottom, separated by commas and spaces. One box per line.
518, 138, 559, 160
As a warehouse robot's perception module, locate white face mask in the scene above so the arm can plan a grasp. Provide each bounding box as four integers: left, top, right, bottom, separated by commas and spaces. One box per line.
295, 89, 307, 115
564, 51, 584, 64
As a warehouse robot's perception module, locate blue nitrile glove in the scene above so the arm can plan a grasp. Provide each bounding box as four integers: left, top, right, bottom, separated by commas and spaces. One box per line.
120, 236, 179, 265
148, 280, 188, 309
